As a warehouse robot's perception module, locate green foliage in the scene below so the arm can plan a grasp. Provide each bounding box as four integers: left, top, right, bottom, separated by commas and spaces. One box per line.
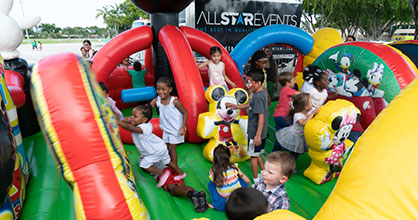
96, 0, 149, 36
302, 0, 413, 40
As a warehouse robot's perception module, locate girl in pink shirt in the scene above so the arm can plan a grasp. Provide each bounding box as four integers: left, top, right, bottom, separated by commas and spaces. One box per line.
198, 46, 236, 91
273, 72, 300, 131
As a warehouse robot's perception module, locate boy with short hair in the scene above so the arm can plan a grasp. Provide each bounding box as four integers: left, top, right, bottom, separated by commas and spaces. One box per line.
254, 151, 295, 211
126, 61, 147, 88
227, 69, 269, 183
225, 187, 268, 220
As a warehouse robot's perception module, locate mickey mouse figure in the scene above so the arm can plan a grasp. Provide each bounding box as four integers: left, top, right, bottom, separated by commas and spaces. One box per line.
322, 110, 359, 183
197, 85, 250, 162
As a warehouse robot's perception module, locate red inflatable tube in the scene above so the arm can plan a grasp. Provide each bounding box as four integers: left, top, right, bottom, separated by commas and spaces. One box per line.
92, 25, 153, 82
180, 26, 245, 89
338, 42, 416, 89
144, 47, 154, 79
159, 25, 206, 143
4, 70, 25, 108
32, 53, 143, 219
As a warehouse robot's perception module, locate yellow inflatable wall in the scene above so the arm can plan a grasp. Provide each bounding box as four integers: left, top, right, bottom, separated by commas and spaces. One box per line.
303, 28, 343, 68
304, 99, 360, 184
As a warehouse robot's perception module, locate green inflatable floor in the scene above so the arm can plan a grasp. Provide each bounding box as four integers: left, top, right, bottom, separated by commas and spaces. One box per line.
19, 103, 338, 220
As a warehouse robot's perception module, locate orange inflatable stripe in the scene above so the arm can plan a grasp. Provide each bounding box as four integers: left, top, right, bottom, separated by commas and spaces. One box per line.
31, 53, 140, 219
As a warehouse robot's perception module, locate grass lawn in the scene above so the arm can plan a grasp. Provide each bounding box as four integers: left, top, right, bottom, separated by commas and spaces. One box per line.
21, 38, 106, 44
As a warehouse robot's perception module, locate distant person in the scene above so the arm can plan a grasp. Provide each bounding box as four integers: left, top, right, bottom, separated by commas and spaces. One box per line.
38, 41, 43, 51
32, 40, 38, 50
197, 46, 236, 91
126, 61, 146, 88
225, 187, 268, 220
82, 39, 96, 59
264, 47, 279, 99
346, 35, 356, 42
253, 151, 295, 211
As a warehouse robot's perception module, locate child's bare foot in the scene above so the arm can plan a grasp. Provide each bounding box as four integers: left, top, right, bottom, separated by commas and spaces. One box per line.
173, 173, 186, 181
156, 170, 170, 188
208, 203, 214, 209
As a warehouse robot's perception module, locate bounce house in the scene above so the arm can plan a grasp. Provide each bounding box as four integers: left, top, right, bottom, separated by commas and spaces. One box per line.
1, 0, 418, 219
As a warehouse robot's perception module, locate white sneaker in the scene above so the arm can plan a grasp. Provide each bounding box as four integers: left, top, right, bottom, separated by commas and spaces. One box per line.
253, 177, 260, 184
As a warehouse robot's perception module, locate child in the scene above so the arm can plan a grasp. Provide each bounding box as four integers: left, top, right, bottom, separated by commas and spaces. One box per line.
126, 61, 146, 88
249, 50, 271, 106
253, 151, 295, 211
99, 81, 123, 121
150, 77, 188, 166
227, 69, 268, 183
208, 145, 250, 211
117, 104, 186, 187
150, 163, 208, 213
301, 65, 329, 107
80, 47, 87, 59
273, 72, 300, 131
225, 187, 268, 220
197, 46, 236, 91
274, 93, 319, 158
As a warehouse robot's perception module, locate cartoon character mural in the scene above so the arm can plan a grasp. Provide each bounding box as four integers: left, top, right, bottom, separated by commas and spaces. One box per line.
197, 85, 250, 162
304, 99, 360, 184
311, 42, 411, 130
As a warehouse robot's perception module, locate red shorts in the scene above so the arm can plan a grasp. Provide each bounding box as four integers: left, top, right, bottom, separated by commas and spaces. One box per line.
155, 167, 184, 191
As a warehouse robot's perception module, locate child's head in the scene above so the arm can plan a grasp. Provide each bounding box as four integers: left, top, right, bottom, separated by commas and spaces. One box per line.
122, 57, 130, 66
212, 145, 233, 186
262, 151, 295, 187
98, 81, 109, 96
278, 71, 295, 87
156, 76, 173, 99
133, 61, 142, 71
303, 65, 329, 90
209, 46, 222, 64
264, 47, 273, 58
225, 188, 268, 220
250, 50, 268, 70
346, 35, 356, 42
80, 47, 87, 56
131, 104, 153, 125
245, 69, 264, 93
289, 93, 312, 118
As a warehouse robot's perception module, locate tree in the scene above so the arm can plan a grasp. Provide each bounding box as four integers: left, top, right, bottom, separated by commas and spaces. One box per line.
410, 0, 418, 39
97, 0, 149, 34
302, 0, 412, 40
119, 0, 149, 31
37, 23, 61, 38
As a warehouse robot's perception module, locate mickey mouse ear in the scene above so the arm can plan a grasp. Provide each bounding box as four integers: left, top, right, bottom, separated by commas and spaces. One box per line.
211, 87, 225, 101
234, 89, 248, 104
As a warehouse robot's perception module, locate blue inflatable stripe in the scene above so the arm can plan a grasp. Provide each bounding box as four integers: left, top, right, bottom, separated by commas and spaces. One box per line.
230, 24, 314, 74
121, 87, 157, 103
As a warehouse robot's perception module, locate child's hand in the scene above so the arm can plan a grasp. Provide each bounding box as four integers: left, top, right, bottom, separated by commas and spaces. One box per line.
226, 103, 237, 109
179, 126, 186, 136
313, 107, 320, 115
230, 82, 236, 88
254, 135, 261, 146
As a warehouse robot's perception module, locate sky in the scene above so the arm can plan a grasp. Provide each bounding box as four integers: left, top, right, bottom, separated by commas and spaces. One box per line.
10, 0, 126, 28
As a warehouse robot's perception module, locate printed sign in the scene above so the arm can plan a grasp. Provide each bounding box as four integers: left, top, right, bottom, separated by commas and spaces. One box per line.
195, 0, 303, 52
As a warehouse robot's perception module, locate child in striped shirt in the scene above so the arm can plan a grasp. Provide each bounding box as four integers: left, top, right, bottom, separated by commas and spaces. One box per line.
208, 145, 250, 211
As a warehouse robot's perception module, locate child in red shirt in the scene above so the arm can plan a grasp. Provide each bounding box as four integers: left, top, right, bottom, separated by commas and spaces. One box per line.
273, 72, 300, 131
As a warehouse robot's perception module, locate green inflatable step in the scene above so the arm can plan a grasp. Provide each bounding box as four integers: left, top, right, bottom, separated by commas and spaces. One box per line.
19, 103, 338, 219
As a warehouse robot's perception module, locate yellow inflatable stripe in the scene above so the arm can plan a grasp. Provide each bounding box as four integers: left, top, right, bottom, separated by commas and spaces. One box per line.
30, 66, 76, 184
78, 62, 143, 218
73, 185, 87, 220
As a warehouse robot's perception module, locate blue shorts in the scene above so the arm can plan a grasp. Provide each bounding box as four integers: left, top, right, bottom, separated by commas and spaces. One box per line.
247, 138, 266, 157
208, 178, 248, 212
273, 116, 291, 131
